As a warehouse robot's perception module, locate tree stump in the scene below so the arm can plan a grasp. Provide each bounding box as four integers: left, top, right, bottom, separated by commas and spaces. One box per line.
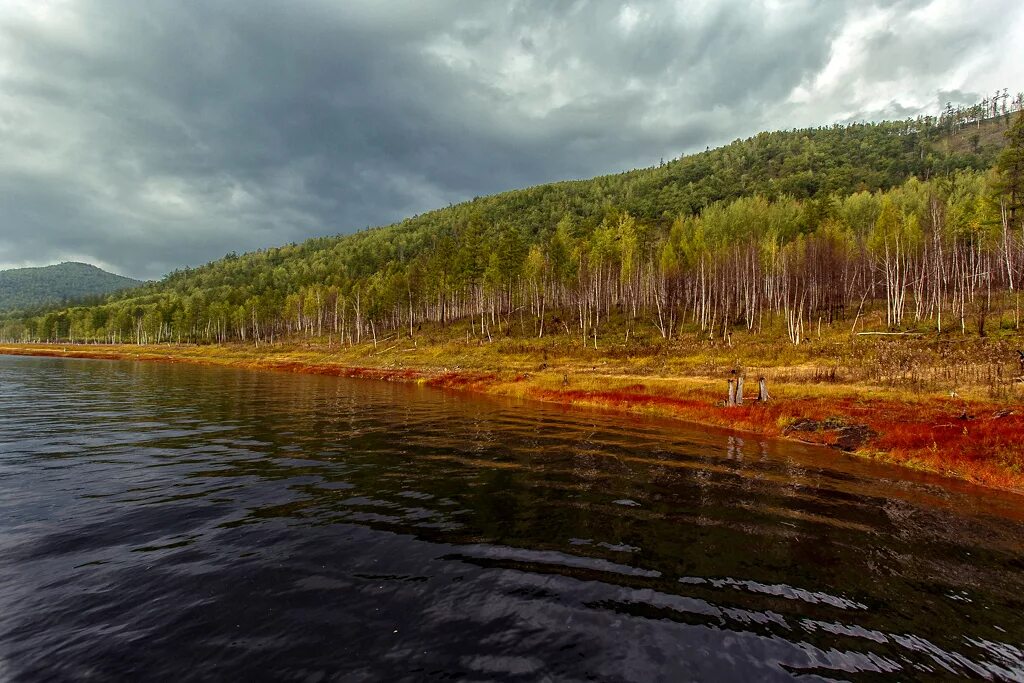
758, 377, 770, 402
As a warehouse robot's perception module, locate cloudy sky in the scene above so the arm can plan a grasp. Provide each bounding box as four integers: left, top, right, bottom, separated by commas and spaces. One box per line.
1, 0, 1021, 280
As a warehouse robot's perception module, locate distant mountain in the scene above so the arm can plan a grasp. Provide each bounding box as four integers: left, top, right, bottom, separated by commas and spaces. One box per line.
0, 262, 143, 311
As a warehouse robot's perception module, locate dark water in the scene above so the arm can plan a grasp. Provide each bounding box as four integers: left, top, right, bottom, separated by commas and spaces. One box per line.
1, 356, 1023, 681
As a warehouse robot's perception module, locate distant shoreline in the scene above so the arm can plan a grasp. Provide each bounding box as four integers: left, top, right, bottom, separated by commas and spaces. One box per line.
4, 341, 1023, 496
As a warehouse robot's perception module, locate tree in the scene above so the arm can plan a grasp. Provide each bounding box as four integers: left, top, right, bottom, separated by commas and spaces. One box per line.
995, 110, 1024, 226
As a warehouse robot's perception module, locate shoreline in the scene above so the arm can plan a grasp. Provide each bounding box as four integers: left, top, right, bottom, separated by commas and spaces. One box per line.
3, 341, 1023, 496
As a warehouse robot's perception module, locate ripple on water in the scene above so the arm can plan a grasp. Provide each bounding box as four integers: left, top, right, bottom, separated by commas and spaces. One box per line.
1, 354, 1023, 681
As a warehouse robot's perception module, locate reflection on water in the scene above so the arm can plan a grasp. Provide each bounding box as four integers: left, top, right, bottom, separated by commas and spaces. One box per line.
0, 354, 1022, 681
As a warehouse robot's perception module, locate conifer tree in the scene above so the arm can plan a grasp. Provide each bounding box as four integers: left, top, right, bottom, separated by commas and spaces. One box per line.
995, 111, 1024, 225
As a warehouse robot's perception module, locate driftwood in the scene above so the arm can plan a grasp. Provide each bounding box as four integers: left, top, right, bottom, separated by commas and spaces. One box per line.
855, 331, 923, 336
374, 342, 402, 356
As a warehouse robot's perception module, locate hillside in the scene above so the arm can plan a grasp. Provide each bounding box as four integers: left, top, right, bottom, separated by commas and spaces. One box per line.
0, 262, 143, 312
73, 116, 1010, 303
2, 103, 1021, 346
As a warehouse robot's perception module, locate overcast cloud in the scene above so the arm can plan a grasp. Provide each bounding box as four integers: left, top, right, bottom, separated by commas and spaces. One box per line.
0, 0, 1021, 279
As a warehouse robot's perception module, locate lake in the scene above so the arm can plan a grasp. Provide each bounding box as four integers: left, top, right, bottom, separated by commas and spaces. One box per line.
1, 354, 1023, 681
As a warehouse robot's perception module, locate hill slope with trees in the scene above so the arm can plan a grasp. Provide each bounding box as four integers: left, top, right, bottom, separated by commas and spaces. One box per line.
0, 262, 143, 312
3, 94, 1022, 347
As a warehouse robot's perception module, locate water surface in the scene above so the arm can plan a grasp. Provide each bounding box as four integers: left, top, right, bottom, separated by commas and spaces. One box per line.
1, 355, 1023, 681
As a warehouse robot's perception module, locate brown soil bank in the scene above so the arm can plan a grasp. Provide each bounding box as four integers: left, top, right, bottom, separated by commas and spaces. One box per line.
3, 341, 1023, 495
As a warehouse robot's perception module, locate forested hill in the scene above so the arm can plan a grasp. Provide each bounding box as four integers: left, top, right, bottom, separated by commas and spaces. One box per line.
5, 98, 1024, 344
147, 113, 1011, 296
0, 262, 143, 312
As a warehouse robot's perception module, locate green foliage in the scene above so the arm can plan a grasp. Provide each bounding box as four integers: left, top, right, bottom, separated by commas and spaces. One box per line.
2, 107, 1019, 344
0, 262, 143, 312
995, 110, 1024, 221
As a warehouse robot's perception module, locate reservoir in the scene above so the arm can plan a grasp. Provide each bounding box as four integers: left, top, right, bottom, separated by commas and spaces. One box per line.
1, 355, 1022, 680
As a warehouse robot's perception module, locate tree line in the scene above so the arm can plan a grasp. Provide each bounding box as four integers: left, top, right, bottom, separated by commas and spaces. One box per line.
3, 104, 1023, 348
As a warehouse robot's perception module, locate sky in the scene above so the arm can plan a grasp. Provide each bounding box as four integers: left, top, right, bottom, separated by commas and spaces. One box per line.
0, 1, 1021, 280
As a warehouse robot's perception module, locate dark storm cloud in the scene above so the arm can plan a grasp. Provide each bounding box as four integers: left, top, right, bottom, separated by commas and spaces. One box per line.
0, 0, 1020, 279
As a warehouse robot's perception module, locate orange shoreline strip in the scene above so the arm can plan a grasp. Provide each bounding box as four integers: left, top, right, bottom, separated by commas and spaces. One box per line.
3, 344, 1023, 496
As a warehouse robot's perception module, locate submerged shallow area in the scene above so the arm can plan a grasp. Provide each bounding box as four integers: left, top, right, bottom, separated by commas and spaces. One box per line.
1, 354, 1022, 681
